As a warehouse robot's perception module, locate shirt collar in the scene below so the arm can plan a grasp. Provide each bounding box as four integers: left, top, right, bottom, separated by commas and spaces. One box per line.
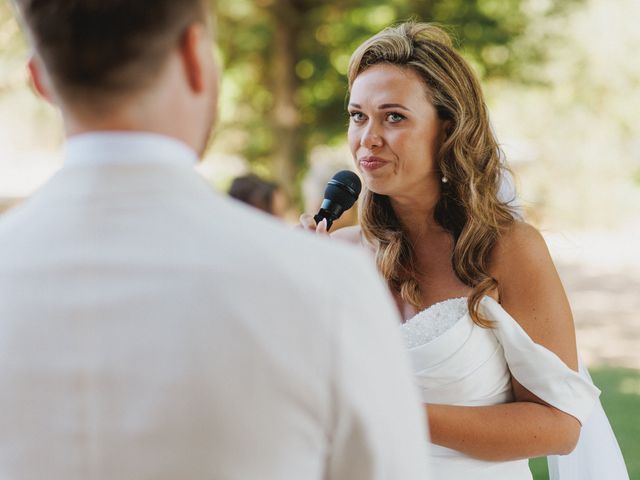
64, 131, 199, 168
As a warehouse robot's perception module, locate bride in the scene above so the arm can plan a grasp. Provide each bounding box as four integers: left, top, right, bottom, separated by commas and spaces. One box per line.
302, 22, 627, 479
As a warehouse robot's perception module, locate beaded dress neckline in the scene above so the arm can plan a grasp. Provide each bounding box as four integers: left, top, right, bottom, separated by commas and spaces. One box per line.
400, 297, 468, 349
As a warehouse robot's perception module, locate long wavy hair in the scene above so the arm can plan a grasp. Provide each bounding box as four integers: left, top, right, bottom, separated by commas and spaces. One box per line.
348, 22, 516, 327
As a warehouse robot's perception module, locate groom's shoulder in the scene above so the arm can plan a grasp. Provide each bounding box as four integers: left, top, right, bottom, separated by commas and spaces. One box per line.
0, 200, 34, 246
218, 199, 377, 287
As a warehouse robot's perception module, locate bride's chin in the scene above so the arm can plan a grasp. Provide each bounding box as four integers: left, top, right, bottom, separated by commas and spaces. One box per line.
364, 181, 391, 197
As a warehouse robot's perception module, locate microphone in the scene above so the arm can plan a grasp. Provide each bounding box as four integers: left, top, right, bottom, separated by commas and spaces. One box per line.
313, 170, 362, 231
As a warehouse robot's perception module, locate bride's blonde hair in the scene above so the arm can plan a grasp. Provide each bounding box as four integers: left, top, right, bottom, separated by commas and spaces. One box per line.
348, 22, 516, 327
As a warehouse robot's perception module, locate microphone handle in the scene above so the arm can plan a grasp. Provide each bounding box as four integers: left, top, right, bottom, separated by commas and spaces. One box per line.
313, 210, 334, 231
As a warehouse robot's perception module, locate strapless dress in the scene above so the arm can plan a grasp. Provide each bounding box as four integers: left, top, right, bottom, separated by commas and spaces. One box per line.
399, 296, 601, 480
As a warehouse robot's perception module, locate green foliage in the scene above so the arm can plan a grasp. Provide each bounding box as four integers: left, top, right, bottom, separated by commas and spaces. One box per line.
590, 368, 640, 477
0, 2, 26, 49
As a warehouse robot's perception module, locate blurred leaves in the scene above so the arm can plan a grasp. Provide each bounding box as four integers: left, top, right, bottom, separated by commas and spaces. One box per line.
487, 0, 640, 228
0, 2, 28, 96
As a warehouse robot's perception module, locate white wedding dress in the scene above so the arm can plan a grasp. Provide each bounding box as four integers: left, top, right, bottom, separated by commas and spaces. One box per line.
400, 296, 628, 479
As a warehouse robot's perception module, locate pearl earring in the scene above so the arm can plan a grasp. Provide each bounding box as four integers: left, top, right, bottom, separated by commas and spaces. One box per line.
441, 176, 448, 184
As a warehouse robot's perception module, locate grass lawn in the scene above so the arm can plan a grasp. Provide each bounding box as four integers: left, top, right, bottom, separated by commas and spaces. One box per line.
529, 367, 640, 479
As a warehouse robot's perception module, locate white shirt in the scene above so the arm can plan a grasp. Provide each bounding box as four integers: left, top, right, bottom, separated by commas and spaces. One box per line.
0, 132, 431, 480
64, 131, 198, 168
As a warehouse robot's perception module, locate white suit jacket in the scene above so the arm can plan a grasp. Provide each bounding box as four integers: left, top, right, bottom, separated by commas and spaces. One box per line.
0, 133, 430, 480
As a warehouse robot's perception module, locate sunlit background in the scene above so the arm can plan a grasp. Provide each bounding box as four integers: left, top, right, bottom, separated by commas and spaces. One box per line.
1, 0, 638, 477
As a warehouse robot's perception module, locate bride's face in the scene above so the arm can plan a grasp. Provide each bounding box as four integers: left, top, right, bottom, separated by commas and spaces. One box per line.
347, 64, 445, 198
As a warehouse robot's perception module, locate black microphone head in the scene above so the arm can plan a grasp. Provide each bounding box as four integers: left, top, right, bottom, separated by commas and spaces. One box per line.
314, 170, 362, 230
324, 170, 362, 210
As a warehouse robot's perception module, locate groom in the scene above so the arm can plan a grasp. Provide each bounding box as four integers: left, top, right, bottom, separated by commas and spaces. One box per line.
0, 1, 430, 479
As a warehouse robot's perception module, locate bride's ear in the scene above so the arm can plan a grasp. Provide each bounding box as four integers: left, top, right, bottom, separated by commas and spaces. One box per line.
442, 119, 453, 138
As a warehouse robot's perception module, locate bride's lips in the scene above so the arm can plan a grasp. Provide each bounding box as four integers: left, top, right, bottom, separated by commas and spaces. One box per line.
359, 156, 388, 171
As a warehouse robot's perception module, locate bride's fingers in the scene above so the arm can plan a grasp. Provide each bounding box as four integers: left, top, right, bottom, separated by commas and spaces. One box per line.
315, 218, 329, 236
299, 213, 316, 231
298, 213, 330, 237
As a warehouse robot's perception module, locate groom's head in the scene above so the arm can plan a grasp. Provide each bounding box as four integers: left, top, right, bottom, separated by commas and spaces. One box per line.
13, 0, 219, 154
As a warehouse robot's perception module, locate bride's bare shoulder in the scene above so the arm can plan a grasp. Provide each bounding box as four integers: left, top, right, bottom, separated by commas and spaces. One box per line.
491, 221, 553, 282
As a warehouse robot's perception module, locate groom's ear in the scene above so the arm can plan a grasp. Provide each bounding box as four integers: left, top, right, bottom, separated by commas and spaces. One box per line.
27, 55, 55, 104
178, 22, 208, 94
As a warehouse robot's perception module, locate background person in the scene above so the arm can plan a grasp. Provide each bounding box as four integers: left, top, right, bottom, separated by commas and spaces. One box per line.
228, 173, 288, 217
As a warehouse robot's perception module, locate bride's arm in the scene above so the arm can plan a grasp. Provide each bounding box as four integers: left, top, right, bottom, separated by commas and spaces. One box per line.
426, 401, 579, 461
427, 222, 582, 461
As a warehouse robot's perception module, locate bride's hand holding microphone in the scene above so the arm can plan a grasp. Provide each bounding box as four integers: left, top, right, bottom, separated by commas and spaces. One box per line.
298, 170, 362, 237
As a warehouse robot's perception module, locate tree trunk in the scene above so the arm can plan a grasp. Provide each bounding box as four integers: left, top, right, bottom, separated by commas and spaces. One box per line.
269, 0, 303, 202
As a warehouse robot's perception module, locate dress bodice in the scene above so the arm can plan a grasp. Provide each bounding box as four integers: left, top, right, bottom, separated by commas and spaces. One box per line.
399, 296, 601, 480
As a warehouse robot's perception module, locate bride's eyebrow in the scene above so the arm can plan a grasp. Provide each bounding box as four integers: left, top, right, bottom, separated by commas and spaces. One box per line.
378, 103, 411, 111
348, 102, 412, 111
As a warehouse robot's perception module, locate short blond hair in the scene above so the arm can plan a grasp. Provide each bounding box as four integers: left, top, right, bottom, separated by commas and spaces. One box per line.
15, 0, 206, 104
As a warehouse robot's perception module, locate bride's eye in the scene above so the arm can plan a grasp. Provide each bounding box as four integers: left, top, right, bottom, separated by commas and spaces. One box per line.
386, 112, 405, 123
349, 111, 366, 123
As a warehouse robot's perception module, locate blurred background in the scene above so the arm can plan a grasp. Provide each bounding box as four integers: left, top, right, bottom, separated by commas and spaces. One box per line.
1, 0, 638, 476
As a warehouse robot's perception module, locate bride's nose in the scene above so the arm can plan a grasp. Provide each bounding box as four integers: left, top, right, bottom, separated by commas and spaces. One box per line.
361, 124, 383, 149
